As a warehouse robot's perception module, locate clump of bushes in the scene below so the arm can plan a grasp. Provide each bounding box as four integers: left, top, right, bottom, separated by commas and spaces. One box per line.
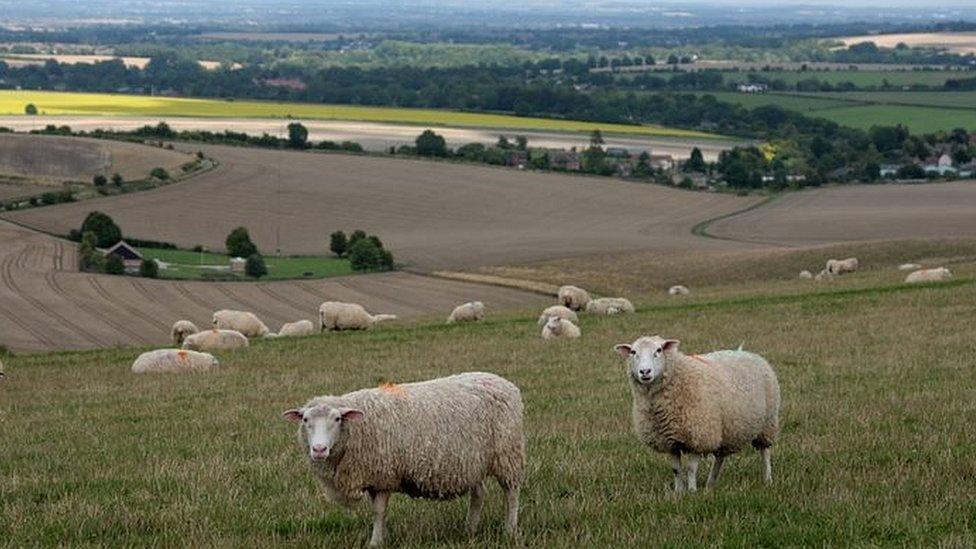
225, 227, 258, 258
245, 253, 268, 279
330, 229, 394, 271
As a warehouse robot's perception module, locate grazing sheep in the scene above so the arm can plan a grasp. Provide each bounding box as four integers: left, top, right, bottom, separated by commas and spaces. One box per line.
170, 320, 199, 345
905, 267, 952, 283
537, 305, 578, 326
319, 302, 397, 332
586, 297, 635, 315
898, 263, 922, 271
282, 372, 525, 546
557, 285, 591, 311
613, 336, 780, 493
541, 316, 581, 340
447, 301, 486, 324
826, 257, 859, 275
131, 349, 219, 374
668, 285, 690, 296
814, 269, 833, 283
798, 270, 813, 280
277, 320, 315, 337
182, 329, 249, 351
213, 309, 270, 338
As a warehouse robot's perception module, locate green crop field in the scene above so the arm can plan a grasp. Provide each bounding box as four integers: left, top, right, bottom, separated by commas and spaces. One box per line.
141, 248, 353, 281
722, 70, 965, 88
815, 104, 976, 132
0, 90, 714, 139
803, 91, 976, 110
699, 91, 854, 112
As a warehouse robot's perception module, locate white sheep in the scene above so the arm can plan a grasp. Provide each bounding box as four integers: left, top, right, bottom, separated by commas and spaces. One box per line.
0, 358, 5, 381
447, 301, 486, 323
170, 320, 199, 345
905, 267, 952, 283
814, 269, 833, 283
586, 297, 635, 315
131, 349, 219, 374
557, 285, 591, 311
276, 320, 315, 337
541, 316, 581, 340
282, 372, 525, 547
798, 270, 813, 280
319, 302, 397, 332
668, 285, 690, 296
614, 336, 780, 493
537, 305, 578, 326
182, 329, 249, 351
213, 309, 270, 338
826, 257, 859, 275
898, 263, 922, 271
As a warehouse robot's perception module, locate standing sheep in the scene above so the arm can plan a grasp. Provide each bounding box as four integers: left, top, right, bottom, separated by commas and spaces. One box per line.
447, 301, 486, 324
668, 285, 690, 296
537, 305, 578, 326
182, 329, 249, 351
557, 285, 591, 311
276, 319, 316, 337
798, 270, 813, 280
170, 320, 199, 345
826, 257, 859, 275
905, 267, 952, 283
613, 336, 780, 492
282, 372, 524, 546
586, 297, 635, 315
213, 309, 270, 338
541, 316, 581, 340
131, 349, 219, 374
319, 302, 397, 332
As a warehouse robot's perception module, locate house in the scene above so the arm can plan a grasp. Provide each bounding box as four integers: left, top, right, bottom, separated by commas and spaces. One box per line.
737, 83, 768, 94
103, 241, 143, 274
958, 160, 976, 178
230, 257, 247, 273
649, 154, 674, 172
921, 153, 955, 175
549, 150, 581, 171
672, 172, 710, 189
879, 164, 900, 178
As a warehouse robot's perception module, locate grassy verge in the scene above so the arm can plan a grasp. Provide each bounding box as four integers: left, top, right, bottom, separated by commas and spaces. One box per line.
140, 248, 353, 281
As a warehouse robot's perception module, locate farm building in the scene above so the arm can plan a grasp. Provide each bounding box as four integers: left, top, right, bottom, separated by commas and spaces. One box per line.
102, 241, 143, 273
229, 257, 247, 273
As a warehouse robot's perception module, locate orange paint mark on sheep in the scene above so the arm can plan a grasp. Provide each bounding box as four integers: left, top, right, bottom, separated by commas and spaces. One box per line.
379, 382, 407, 396
691, 355, 712, 366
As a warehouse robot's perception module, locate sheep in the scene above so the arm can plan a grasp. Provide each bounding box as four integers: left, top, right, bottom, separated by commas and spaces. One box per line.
182, 329, 249, 351
213, 309, 270, 338
447, 301, 486, 324
668, 285, 690, 296
537, 305, 578, 326
613, 336, 780, 493
814, 269, 833, 283
585, 297, 635, 315
557, 285, 591, 311
319, 302, 397, 332
541, 316, 581, 340
0, 358, 4, 381
905, 267, 952, 283
798, 270, 813, 280
281, 372, 524, 547
276, 319, 315, 337
131, 349, 219, 374
170, 320, 199, 345
826, 257, 859, 275
898, 263, 922, 271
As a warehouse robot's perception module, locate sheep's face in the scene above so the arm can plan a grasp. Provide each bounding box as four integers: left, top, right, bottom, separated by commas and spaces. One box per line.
615, 336, 679, 385
282, 404, 364, 462
545, 316, 563, 334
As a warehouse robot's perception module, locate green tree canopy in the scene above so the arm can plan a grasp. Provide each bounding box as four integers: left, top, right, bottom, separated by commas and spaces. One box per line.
80, 211, 122, 248
287, 122, 309, 149
225, 227, 258, 258
415, 129, 448, 157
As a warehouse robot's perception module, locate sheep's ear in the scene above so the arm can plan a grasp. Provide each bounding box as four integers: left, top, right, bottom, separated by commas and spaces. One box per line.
282, 409, 304, 422
662, 340, 680, 354
339, 408, 364, 422
614, 344, 633, 358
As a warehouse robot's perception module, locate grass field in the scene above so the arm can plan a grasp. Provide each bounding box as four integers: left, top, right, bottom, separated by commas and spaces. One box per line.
805, 90, 976, 109
2, 246, 975, 545
140, 248, 353, 281
0, 90, 713, 139
700, 91, 853, 112
721, 70, 964, 88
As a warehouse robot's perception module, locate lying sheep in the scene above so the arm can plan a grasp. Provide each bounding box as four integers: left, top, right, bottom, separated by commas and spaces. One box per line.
898, 263, 922, 271
182, 329, 249, 351
586, 297, 635, 315
170, 320, 199, 345
282, 372, 524, 546
213, 309, 270, 338
537, 305, 578, 326
798, 270, 813, 280
276, 319, 315, 338
668, 285, 690, 296
614, 336, 780, 492
826, 257, 859, 275
131, 349, 219, 374
541, 316, 581, 340
905, 267, 952, 283
319, 302, 397, 332
557, 285, 591, 311
814, 269, 833, 283
447, 301, 486, 323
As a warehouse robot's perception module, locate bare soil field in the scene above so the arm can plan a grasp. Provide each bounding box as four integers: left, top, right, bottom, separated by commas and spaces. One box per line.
837, 32, 976, 54
706, 183, 976, 246
0, 219, 546, 353
0, 54, 234, 70
0, 134, 191, 182
4, 144, 759, 270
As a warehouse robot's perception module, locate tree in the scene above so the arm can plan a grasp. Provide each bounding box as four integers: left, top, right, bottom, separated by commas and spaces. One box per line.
24, 103, 37, 115
348, 230, 367, 247
150, 167, 169, 180
110, 173, 123, 186
225, 227, 257, 258
287, 122, 309, 149
415, 129, 448, 157
515, 135, 528, 151
78, 231, 104, 272
105, 254, 125, 275
92, 175, 107, 187
686, 147, 706, 172
667, 54, 679, 65
347, 238, 383, 271
589, 129, 605, 148
80, 211, 122, 248
245, 253, 268, 279
330, 230, 348, 257
139, 258, 159, 278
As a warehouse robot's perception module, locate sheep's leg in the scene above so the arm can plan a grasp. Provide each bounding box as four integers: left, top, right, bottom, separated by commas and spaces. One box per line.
760, 447, 772, 484
467, 482, 485, 534
504, 484, 520, 535
670, 451, 684, 493
706, 454, 725, 489
685, 453, 701, 492
368, 491, 389, 547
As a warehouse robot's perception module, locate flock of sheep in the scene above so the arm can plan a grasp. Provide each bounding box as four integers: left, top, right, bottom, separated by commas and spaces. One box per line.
799, 257, 953, 284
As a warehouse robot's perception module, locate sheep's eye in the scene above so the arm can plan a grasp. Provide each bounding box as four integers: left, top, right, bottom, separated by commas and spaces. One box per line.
302, 417, 308, 424
629, 349, 636, 356
335, 417, 341, 423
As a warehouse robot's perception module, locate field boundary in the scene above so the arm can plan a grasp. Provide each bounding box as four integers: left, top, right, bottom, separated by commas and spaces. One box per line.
428, 270, 559, 296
